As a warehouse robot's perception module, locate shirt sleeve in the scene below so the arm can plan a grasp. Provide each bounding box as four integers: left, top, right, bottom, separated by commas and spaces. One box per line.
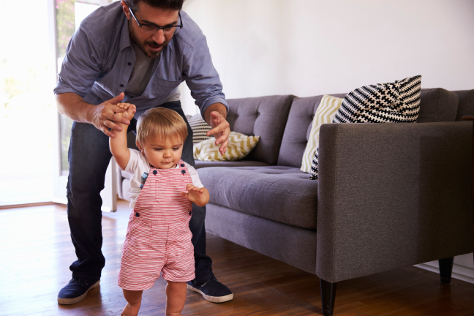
124, 149, 141, 173
54, 27, 103, 97
181, 35, 229, 116
185, 163, 204, 188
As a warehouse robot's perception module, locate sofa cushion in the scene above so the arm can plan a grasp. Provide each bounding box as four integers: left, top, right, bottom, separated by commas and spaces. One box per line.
454, 89, 474, 121
416, 88, 459, 122
193, 132, 260, 161
301, 95, 343, 174
188, 114, 211, 144
333, 75, 422, 123
195, 160, 269, 169
278, 94, 346, 168
198, 166, 318, 230
226, 95, 294, 165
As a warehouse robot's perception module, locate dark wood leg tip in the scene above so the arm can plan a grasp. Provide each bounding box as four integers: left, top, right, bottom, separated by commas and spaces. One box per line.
320, 279, 337, 316
439, 257, 454, 284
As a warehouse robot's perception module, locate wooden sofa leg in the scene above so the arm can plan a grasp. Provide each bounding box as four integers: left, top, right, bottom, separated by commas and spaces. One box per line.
320, 279, 337, 316
439, 257, 454, 284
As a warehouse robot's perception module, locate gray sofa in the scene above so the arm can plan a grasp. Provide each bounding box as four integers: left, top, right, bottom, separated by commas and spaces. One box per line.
116, 88, 474, 315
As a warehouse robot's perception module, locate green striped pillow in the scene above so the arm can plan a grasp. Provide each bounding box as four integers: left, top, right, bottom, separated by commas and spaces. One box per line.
193, 132, 260, 161
301, 95, 343, 173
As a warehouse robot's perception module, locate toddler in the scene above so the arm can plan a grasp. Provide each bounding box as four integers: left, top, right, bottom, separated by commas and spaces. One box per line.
110, 104, 209, 316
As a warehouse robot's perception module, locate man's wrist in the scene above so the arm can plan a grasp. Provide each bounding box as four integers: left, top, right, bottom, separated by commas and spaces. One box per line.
84, 103, 97, 125
204, 102, 227, 123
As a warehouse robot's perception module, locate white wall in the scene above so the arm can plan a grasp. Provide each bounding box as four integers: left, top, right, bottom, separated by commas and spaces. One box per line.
179, 0, 474, 282
180, 0, 474, 114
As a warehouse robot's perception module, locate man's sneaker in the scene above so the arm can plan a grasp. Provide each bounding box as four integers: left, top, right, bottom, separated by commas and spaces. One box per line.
187, 278, 233, 303
57, 278, 100, 305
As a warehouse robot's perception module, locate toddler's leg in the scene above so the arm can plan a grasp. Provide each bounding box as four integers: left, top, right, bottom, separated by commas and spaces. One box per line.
122, 289, 143, 316
165, 281, 187, 316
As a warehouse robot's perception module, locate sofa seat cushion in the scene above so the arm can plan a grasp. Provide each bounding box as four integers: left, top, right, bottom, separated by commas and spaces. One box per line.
195, 160, 269, 169
198, 166, 318, 230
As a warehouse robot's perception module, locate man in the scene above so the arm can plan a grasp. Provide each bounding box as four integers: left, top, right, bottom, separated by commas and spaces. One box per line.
54, 0, 233, 305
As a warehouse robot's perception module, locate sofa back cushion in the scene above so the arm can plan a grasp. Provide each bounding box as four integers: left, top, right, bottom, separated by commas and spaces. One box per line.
277, 88, 461, 168
417, 88, 459, 122
226, 95, 295, 165
277, 94, 346, 167
454, 89, 474, 121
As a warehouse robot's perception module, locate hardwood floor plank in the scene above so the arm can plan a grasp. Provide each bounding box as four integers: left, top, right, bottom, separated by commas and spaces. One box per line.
1, 201, 473, 315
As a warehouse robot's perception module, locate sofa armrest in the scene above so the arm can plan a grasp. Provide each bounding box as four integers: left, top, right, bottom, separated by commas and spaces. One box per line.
316, 121, 473, 283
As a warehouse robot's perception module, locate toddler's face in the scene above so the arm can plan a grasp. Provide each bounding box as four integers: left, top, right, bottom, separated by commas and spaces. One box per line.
140, 135, 183, 169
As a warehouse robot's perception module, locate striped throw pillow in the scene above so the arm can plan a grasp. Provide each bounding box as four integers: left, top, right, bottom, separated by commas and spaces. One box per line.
301, 95, 343, 174
188, 114, 212, 145
334, 75, 422, 123
193, 132, 260, 161
309, 75, 422, 180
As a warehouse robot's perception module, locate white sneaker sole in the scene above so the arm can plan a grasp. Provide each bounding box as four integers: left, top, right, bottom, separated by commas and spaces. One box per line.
57, 280, 100, 305
187, 284, 233, 303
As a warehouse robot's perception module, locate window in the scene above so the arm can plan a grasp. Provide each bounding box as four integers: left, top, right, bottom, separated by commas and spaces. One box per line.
0, 0, 110, 206
0, 0, 56, 206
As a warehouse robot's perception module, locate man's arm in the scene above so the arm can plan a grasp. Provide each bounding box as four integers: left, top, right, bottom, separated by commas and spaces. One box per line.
56, 92, 131, 138
203, 102, 230, 155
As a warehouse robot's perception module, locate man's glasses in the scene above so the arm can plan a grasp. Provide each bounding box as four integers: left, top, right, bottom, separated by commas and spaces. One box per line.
129, 7, 183, 34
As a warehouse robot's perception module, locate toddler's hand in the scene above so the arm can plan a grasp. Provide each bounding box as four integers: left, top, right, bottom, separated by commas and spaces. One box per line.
115, 103, 136, 121
181, 184, 208, 206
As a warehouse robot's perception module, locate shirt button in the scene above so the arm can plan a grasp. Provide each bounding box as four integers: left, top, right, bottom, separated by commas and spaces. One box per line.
181, 170, 186, 175
189, 211, 192, 216
135, 212, 140, 217
153, 170, 157, 175
120, 84, 124, 87
128, 62, 132, 66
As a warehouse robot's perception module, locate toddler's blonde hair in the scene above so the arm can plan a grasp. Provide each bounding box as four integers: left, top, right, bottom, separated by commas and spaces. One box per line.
136, 107, 188, 146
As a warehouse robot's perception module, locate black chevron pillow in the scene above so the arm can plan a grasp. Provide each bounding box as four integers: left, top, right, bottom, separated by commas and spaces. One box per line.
333, 75, 422, 124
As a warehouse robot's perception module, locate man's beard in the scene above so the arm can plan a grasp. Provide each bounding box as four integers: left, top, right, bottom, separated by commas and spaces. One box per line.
129, 23, 169, 59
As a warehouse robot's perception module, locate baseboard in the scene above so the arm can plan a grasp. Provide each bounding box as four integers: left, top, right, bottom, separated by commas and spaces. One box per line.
415, 253, 474, 284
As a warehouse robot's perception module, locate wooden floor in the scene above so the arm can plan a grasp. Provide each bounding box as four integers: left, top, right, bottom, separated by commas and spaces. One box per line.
2, 200, 474, 316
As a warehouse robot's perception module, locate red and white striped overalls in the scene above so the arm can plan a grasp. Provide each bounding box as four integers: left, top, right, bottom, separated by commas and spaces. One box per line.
118, 160, 195, 291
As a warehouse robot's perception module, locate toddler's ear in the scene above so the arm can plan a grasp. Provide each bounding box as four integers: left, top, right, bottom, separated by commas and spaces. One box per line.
136, 140, 142, 151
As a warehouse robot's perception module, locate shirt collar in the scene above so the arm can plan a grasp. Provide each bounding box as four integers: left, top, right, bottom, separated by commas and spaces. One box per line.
119, 17, 133, 52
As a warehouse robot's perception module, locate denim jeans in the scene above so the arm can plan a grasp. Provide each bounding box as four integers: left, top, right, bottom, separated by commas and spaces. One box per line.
66, 101, 214, 284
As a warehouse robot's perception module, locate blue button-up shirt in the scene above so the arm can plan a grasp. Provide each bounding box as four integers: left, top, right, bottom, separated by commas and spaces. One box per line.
54, 2, 228, 117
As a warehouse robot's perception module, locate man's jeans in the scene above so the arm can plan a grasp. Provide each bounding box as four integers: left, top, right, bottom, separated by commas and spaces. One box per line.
66, 101, 213, 284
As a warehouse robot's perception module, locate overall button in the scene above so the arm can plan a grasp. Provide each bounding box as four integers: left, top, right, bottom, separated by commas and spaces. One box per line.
189, 211, 192, 216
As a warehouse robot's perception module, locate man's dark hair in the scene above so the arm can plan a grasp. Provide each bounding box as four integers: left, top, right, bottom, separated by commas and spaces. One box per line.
124, 0, 184, 12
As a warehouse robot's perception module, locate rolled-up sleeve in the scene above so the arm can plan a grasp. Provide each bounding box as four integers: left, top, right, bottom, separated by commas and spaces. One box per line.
182, 36, 228, 116
54, 28, 103, 97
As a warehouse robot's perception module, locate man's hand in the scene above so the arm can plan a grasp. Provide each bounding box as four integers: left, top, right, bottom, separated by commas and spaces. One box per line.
207, 111, 230, 155
89, 93, 134, 137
